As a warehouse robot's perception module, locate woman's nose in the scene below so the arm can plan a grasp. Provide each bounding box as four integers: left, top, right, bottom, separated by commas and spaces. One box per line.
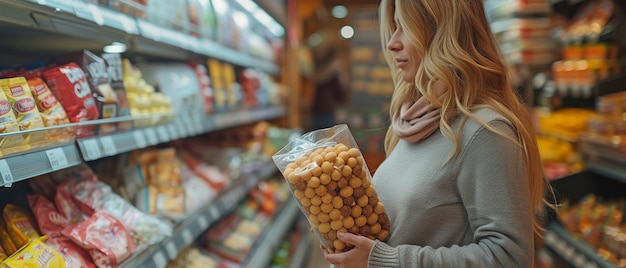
387, 33, 401, 51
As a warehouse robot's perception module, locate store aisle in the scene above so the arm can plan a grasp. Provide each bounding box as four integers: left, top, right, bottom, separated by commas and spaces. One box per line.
304, 234, 328, 268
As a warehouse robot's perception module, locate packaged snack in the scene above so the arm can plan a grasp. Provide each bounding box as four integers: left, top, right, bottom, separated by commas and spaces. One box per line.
0, 86, 23, 154
0, 220, 17, 255
2, 204, 40, 249
27, 174, 57, 201
0, 77, 46, 144
62, 211, 134, 268
55, 182, 87, 224
101, 53, 131, 130
26, 77, 70, 127
0, 244, 6, 262
42, 63, 99, 135
27, 195, 69, 236
272, 124, 391, 253
2, 236, 65, 268
45, 235, 95, 268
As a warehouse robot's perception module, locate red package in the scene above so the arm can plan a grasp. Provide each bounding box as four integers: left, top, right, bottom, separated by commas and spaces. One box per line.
188, 62, 214, 114
46, 236, 96, 268
42, 63, 100, 123
63, 211, 134, 268
56, 181, 87, 224
27, 194, 69, 236
70, 176, 110, 216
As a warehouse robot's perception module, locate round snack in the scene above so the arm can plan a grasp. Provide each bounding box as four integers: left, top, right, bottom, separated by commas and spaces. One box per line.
276, 141, 391, 253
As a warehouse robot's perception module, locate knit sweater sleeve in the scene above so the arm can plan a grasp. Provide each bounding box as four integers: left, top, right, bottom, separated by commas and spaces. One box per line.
368, 120, 535, 267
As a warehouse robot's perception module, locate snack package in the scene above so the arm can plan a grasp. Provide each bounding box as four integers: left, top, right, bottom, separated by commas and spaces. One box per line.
101, 53, 131, 130
2, 204, 40, 249
26, 77, 70, 127
0, 77, 46, 144
27, 195, 69, 236
272, 124, 390, 253
45, 236, 95, 268
0, 86, 23, 155
0, 220, 17, 255
1, 236, 65, 268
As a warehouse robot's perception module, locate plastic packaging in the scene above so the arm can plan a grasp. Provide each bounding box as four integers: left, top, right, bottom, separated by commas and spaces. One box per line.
272, 124, 390, 253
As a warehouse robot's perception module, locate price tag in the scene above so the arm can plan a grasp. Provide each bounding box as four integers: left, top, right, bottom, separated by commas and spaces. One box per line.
197, 215, 209, 230
82, 139, 102, 160
46, 148, 69, 171
100, 136, 118, 156
209, 206, 219, 220
89, 4, 104, 25
0, 160, 14, 187
152, 251, 167, 268
156, 125, 170, 142
145, 128, 159, 145
165, 241, 177, 259
182, 229, 193, 244
132, 130, 148, 148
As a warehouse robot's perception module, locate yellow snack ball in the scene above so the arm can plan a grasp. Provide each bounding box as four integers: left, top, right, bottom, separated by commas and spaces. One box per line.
284, 167, 294, 176
286, 162, 298, 169
328, 230, 338, 240
357, 195, 369, 207
317, 212, 330, 223
318, 222, 331, 233
322, 193, 333, 204
335, 144, 349, 153
320, 173, 332, 185
301, 159, 311, 168
293, 190, 304, 199
321, 203, 334, 213
374, 202, 385, 214
371, 223, 382, 235
300, 197, 312, 207
311, 196, 322, 206
321, 161, 334, 174
377, 230, 390, 241
367, 213, 379, 225
330, 220, 343, 231
309, 214, 320, 226
347, 157, 358, 168
347, 148, 360, 157
311, 166, 323, 177
334, 157, 345, 169
357, 156, 365, 165
313, 155, 324, 166
351, 205, 362, 218
314, 148, 325, 155
338, 151, 350, 161
325, 151, 337, 162
331, 170, 342, 181
287, 173, 300, 185
355, 215, 367, 227
341, 165, 352, 177
332, 196, 344, 209
349, 177, 362, 188
295, 157, 306, 166
308, 177, 321, 188
366, 186, 376, 197
340, 187, 354, 198
299, 170, 313, 182
330, 209, 342, 221
362, 177, 371, 188
343, 216, 355, 229
304, 187, 316, 199
334, 239, 346, 251
310, 205, 321, 215
315, 185, 327, 196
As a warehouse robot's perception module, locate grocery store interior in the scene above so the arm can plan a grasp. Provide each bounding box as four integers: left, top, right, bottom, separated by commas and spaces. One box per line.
0, 0, 625, 267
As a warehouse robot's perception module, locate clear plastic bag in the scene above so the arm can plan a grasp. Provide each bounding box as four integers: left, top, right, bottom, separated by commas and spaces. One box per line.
272, 124, 390, 253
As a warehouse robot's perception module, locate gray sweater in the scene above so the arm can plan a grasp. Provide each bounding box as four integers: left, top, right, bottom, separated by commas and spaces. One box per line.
369, 108, 534, 267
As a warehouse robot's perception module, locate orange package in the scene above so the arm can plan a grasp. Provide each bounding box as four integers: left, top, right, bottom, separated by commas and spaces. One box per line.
3, 204, 41, 249
27, 77, 70, 127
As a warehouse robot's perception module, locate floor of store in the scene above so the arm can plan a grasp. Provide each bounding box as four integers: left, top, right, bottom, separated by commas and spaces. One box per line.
304, 234, 328, 268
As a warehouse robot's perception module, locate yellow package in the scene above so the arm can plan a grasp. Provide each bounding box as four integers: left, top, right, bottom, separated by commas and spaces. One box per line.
1, 236, 65, 268
0, 220, 17, 255
0, 244, 6, 262
0, 77, 46, 144
27, 77, 70, 127
3, 204, 40, 249
0, 87, 24, 155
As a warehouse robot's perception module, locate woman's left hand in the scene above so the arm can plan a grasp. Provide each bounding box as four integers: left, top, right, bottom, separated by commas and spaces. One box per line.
323, 232, 375, 268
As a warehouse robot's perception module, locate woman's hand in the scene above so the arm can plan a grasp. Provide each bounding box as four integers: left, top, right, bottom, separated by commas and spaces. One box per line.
323, 232, 375, 268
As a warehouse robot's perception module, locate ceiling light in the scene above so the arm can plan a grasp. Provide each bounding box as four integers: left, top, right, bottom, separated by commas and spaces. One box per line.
332, 5, 348, 19
340, 26, 354, 39
103, 42, 127, 53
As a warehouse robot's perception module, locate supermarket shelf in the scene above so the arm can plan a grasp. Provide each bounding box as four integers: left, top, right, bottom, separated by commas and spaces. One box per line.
77, 106, 286, 161
119, 163, 277, 268
289, 217, 313, 268
243, 197, 300, 268
0, 142, 81, 187
544, 222, 613, 268
3, 0, 279, 74
579, 137, 626, 184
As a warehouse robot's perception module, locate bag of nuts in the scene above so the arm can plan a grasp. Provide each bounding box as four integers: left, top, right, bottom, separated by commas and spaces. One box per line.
272, 124, 390, 253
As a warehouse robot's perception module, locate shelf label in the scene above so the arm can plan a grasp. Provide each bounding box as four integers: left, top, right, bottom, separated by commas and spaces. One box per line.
145, 128, 159, 145
132, 130, 148, 148
82, 139, 102, 160
152, 251, 167, 268
46, 148, 69, 171
156, 125, 170, 142
89, 4, 104, 25
0, 160, 14, 187
197, 215, 209, 230
182, 229, 193, 244
165, 241, 177, 259
100, 136, 118, 156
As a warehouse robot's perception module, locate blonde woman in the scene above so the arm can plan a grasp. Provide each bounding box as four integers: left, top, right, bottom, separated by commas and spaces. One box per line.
323, 0, 551, 267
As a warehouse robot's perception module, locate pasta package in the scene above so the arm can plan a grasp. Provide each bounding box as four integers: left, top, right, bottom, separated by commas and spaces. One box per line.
272, 124, 390, 253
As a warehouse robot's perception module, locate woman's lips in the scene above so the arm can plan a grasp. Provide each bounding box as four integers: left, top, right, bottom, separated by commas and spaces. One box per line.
396, 59, 408, 68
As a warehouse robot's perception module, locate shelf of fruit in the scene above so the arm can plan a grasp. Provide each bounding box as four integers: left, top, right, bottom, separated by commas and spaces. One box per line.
0, 106, 285, 187
2, 0, 279, 74
119, 162, 278, 268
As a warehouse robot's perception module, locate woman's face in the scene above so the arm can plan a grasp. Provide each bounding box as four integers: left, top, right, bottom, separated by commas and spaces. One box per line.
386, 13, 420, 83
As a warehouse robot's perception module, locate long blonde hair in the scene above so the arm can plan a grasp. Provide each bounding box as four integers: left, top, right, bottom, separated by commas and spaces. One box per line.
379, 0, 550, 236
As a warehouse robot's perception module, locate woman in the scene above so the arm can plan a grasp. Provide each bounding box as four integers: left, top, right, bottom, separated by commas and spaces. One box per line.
323, 0, 551, 267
